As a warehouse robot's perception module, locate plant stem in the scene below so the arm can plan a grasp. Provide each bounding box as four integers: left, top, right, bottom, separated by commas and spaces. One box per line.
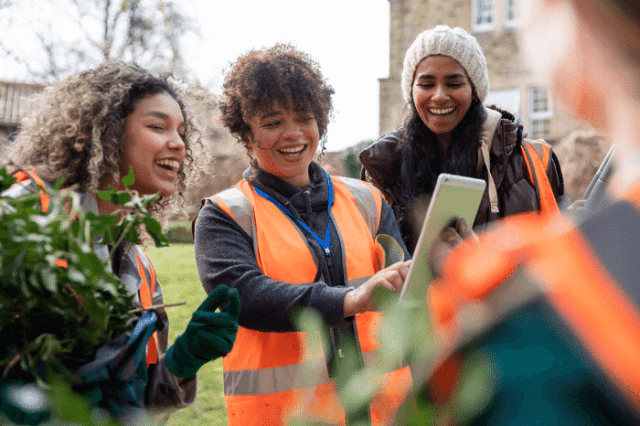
128, 301, 187, 314
2, 353, 22, 379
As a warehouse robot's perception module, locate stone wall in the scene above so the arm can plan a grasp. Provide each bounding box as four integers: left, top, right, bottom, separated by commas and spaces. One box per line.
553, 130, 610, 202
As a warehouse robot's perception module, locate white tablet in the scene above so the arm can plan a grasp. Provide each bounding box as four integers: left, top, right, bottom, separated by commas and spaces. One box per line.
399, 173, 486, 304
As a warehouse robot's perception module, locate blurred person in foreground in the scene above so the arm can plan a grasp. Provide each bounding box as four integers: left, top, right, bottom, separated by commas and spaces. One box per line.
193, 43, 413, 425
359, 25, 569, 254
413, 0, 640, 424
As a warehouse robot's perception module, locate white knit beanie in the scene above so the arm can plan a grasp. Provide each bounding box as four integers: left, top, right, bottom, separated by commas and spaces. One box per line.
401, 25, 489, 104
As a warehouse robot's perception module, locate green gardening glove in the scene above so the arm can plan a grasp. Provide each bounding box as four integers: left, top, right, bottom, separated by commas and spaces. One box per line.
165, 285, 240, 378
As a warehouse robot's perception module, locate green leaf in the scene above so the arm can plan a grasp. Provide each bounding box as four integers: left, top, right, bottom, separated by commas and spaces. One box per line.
122, 166, 135, 187
19, 273, 32, 298
40, 268, 58, 292
9, 246, 27, 276
123, 224, 140, 245
66, 267, 86, 284
111, 191, 131, 205
96, 187, 131, 205
53, 177, 66, 190
96, 190, 112, 201
0, 168, 17, 192
143, 216, 169, 247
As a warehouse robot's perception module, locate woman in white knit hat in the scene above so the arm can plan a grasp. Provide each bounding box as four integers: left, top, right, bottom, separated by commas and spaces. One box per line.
359, 25, 570, 253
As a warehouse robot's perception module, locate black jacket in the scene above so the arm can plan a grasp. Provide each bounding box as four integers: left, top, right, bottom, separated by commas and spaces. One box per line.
359, 106, 570, 252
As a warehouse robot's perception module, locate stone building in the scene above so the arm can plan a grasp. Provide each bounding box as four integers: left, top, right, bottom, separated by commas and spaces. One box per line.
379, 0, 590, 143
0, 81, 44, 145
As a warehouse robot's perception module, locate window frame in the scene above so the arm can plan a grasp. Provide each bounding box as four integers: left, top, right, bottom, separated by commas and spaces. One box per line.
528, 87, 553, 139
484, 89, 521, 113
472, 0, 496, 32
504, 0, 521, 28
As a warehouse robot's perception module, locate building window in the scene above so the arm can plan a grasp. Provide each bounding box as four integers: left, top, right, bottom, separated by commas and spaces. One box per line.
505, 0, 520, 27
530, 118, 551, 140
484, 89, 520, 112
473, 0, 495, 32
528, 87, 552, 139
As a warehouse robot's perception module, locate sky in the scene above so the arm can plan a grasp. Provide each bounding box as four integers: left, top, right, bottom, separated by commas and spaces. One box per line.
180, 0, 391, 152
0, 0, 391, 152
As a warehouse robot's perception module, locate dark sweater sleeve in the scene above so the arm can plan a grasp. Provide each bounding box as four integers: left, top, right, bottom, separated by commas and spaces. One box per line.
193, 201, 352, 333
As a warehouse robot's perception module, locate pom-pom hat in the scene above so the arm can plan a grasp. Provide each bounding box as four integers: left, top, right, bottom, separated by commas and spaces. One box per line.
402, 25, 489, 104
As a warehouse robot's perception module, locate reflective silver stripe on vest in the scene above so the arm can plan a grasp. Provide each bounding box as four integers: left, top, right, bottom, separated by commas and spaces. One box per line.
224, 356, 330, 396
524, 139, 547, 166
212, 187, 321, 268
212, 178, 381, 245
338, 177, 380, 238
210, 187, 258, 258
224, 349, 391, 396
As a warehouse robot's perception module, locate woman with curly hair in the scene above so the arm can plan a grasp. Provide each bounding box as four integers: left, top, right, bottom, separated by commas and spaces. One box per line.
3, 61, 239, 422
359, 25, 570, 253
193, 43, 413, 426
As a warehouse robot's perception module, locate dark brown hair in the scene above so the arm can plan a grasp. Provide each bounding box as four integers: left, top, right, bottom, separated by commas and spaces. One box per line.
219, 43, 335, 150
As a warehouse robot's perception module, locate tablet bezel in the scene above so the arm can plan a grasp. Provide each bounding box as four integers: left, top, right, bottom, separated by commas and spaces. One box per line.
399, 173, 486, 304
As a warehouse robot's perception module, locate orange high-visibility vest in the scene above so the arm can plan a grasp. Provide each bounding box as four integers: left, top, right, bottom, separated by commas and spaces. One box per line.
12, 170, 159, 366
204, 176, 412, 426
427, 181, 640, 419
521, 138, 560, 217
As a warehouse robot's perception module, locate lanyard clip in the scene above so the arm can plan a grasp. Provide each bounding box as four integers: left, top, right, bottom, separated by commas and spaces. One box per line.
324, 247, 331, 256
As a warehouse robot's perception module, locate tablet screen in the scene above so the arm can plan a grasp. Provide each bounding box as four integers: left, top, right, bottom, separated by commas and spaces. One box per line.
399, 173, 486, 304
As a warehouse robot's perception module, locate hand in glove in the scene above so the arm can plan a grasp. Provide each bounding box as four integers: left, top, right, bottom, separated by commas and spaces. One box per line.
429, 218, 478, 278
165, 285, 240, 378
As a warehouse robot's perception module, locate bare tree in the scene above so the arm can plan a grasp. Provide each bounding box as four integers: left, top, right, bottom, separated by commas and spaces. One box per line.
0, 0, 198, 82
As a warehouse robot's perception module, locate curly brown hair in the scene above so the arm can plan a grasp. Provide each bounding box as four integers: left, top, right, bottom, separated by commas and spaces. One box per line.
219, 43, 335, 151
5, 61, 206, 218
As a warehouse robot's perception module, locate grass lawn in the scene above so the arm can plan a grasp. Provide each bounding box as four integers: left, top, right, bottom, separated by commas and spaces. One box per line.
145, 243, 228, 426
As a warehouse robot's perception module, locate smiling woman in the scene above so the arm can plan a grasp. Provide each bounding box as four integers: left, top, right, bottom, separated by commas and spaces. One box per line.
193, 43, 414, 426
246, 108, 320, 188
119, 92, 187, 200
359, 25, 570, 253
411, 55, 473, 150
2, 61, 240, 423
5, 61, 198, 216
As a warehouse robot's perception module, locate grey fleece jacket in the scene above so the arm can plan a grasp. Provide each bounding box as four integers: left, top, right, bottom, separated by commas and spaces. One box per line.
193, 161, 410, 333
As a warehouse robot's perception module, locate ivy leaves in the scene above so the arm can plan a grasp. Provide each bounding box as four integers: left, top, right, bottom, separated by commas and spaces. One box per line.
0, 167, 167, 385
95, 167, 169, 249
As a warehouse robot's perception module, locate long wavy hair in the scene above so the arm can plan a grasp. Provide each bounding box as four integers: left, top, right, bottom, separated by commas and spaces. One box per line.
395, 99, 486, 240
5, 61, 206, 219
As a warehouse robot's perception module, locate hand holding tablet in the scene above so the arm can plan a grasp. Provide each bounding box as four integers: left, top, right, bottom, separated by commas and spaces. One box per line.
399, 173, 486, 304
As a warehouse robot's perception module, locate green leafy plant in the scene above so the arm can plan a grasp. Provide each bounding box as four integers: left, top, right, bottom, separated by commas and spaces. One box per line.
0, 166, 167, 386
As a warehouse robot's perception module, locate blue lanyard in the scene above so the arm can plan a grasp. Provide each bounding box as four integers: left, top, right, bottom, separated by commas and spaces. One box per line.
252, 170, 334, 256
